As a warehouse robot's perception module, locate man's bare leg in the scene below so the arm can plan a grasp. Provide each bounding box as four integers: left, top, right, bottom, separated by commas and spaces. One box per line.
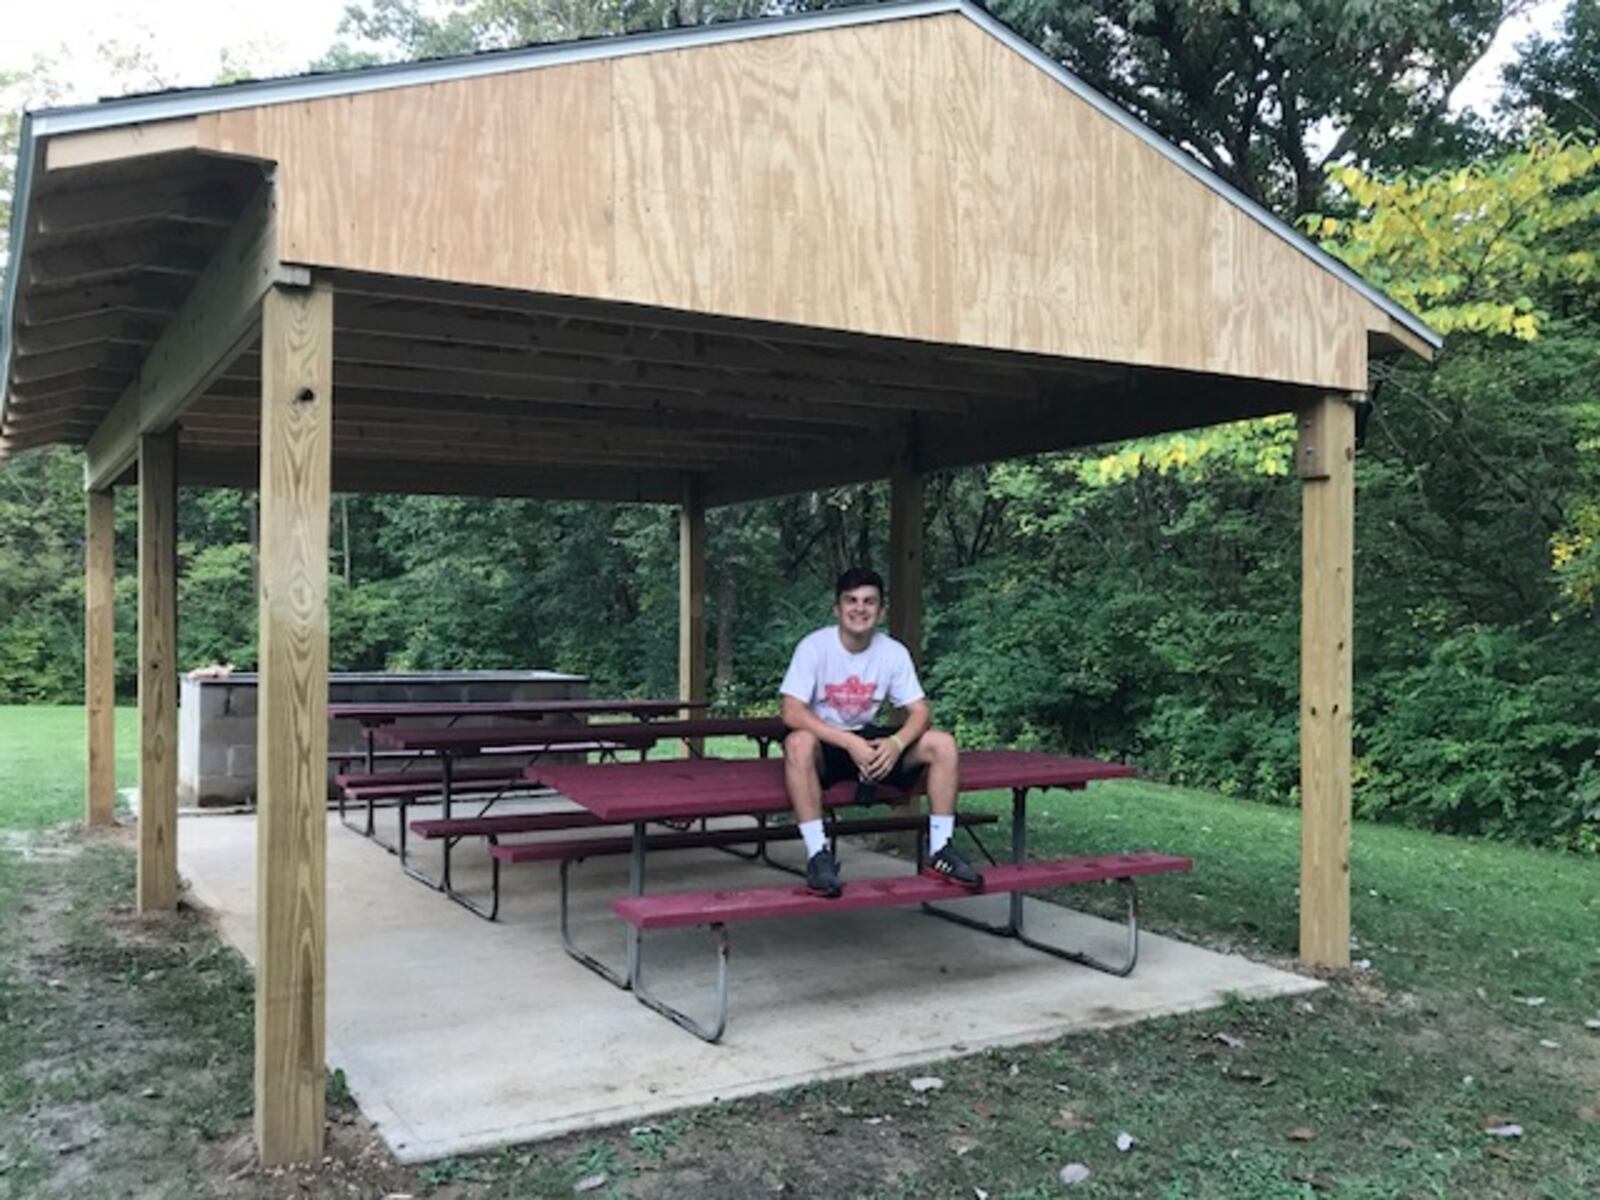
904, 730, 981, 884
904, 729, 959, 814
784, 729, 843, 894
783, 729, 824, 823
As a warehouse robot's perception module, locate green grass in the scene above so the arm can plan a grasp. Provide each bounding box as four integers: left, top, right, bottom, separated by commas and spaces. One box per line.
1, 708, 1596, 1198
0, 705, 139, 829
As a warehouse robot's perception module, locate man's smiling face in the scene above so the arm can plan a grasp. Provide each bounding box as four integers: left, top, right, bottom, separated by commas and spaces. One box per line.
834, 584, 884, 641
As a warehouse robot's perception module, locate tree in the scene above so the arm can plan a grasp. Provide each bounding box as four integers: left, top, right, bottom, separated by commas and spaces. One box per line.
323, 0, 773, 65
1501, 0, 1600, 134
991, 0, 1519, 214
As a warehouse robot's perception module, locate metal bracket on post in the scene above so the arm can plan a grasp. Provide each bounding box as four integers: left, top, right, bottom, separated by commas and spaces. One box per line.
1297, 391, 1363, 481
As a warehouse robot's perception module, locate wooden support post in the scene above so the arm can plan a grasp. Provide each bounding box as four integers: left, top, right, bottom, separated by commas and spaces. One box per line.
888, 446, 924, 665
1298, 393, 1356, 967
679, 474, 708, 750
85, 488, 117, 826
136, 431, 178, 910
254, 283, 332, 1165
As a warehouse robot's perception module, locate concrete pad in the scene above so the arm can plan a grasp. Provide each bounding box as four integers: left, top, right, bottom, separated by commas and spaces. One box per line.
177, 805, 1319, 1163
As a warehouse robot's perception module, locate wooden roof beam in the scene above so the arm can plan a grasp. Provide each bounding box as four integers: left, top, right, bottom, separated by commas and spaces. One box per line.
211, 363, 899, 430
184, 427, 746, 471
32, 177, 242, 242
177, 449, 684, 503
27, 235, 214, 290
179, 409, 807, 459
19, 277, 187, 326
13, 312, 166, 356
334, 301, 1033, 399
321, 334, 970, 415
83, 184, 305, 490
10, 343, 148, 387
193, 388, 843, 442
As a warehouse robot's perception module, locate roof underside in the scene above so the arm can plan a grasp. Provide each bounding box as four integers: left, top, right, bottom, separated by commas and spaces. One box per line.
0, 1, 1435, 504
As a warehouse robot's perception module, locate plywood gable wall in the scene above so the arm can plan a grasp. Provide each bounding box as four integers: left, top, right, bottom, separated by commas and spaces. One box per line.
198, 12, 1378, 389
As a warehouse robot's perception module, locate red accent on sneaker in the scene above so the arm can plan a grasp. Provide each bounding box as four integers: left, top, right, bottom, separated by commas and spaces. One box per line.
920, 863, 984, 890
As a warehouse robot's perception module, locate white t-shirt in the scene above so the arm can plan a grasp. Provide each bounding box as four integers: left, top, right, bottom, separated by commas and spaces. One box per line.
779, 627, 925, 730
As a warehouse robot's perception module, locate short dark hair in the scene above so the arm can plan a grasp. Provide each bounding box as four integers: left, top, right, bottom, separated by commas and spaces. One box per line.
835, 566, 885, 601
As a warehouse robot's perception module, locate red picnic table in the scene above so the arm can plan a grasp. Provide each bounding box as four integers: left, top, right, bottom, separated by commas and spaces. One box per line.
329, 697, 709, 773
503, 752, 1188, 1041
366, 716, 789, 915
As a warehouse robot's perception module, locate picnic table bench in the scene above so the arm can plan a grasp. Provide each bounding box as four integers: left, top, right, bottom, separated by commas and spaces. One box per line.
522, 752, 1192, 1041
332, 738, 625, 847
356, 717, 787, 917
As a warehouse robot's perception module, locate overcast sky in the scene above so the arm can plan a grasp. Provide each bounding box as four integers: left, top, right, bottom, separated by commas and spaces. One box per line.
1, 0, 1568, 113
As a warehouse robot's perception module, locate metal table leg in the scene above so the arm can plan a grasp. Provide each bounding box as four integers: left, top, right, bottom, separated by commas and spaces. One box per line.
921, 787, 1027, 938
439, 754, 455, 892
624, 820, 646, 986
1009, 785, 1026, 934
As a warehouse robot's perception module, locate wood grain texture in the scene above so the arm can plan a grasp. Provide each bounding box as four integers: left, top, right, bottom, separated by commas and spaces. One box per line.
1299, 393, 1354, 967
85, 488, 116, 826
136, 431, 177, 911
679, 474, 707, 735
198, 12, 1386, 391
254, 284, 331, 1166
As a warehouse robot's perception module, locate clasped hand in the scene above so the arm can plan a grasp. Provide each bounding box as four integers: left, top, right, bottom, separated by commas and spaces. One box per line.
851, 734, 902, 781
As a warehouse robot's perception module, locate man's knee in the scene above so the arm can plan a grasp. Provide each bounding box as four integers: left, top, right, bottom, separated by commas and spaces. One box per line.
921, 729, 957, 766
784, 729, 819, 766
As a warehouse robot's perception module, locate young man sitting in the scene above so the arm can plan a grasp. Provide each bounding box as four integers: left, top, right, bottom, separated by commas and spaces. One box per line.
779, 566, 984, 897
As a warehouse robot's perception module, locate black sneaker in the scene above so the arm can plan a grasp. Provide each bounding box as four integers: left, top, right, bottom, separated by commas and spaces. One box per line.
922, 843, 984, 889
805, 846, 843, 898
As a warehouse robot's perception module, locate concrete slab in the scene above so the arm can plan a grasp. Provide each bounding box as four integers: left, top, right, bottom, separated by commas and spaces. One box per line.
176, 805, 1319, 1163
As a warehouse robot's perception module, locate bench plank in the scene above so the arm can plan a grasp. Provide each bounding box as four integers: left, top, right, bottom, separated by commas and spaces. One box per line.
335, 765, 531, 790
488, 811, 999, 865
615, 853, 1193, 929
409, 810, 606, 840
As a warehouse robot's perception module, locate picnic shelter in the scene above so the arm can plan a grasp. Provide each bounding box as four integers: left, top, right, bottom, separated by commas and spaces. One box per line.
0, 0, 1439, 1164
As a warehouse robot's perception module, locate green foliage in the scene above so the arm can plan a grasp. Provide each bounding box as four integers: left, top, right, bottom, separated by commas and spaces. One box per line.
1308, 133, 1600, 340
1500, 0, 1600, 135
0, 449, 89, 703
992, 0, 1508, 214
1357, 624, 1600, 848
318, 0, 773, 67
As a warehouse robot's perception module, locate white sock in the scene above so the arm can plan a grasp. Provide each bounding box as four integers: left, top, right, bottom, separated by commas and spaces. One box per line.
800, 819, 827, 858
929, 814, 955, 855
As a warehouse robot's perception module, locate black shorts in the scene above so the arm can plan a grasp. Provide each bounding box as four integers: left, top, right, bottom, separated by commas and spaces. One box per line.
817, 723, 927, 792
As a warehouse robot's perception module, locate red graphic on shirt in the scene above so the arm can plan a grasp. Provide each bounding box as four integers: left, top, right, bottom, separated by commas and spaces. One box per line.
824, 675, 879, 723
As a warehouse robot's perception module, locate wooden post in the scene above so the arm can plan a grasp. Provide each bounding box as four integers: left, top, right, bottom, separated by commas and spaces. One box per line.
679, 474, 707, 749
1298, 393, 1356, 967
255, 283, 332, 1165
888, 444, 924, 665
85, 488, 117, 826
137, 430, 178, 911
